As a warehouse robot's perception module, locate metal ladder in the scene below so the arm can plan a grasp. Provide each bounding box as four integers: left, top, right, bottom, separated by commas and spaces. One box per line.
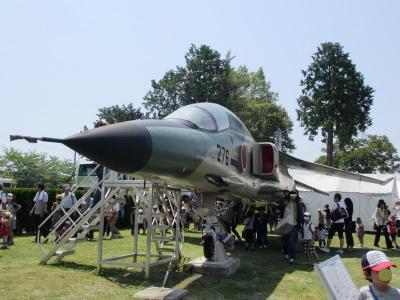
36, 166, 119, 265
36, 172, 184, 279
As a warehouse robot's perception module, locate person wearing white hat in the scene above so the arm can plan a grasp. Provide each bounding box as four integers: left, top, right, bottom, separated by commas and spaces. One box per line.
358, 250, 400, 299
303, 212, 319, 263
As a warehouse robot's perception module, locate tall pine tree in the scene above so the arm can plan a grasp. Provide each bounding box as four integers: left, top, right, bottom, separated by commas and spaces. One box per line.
297, 42, 374, 166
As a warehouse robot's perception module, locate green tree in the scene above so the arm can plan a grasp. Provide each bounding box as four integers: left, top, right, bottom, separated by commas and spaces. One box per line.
144, 44, 232, 119
297, 42, 374, 166
239, 101, 294, 152
143, 44, 295, 151
143, 70, 186, 119
315, 135, 400, 173
228, 66, 294, 152
0, 148, 74, 188
95, 103, 144, 125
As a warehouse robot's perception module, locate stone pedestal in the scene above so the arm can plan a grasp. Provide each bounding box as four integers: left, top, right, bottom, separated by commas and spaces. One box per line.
184, 256, 240, 276
134, 287, 189, 300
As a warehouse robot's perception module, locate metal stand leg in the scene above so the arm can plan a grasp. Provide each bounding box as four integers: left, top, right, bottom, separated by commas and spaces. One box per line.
145, 185, 153, 279
97, 168, 106, 272
133, 192, 139, 263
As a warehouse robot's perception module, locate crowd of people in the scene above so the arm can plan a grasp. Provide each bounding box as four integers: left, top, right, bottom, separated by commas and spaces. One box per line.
2, 181, 400, 259
0, 181, 128, 247
263, 191, 400, 266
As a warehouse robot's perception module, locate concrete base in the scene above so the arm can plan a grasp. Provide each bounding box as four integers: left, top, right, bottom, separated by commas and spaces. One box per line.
184, 256, 240, 276
134, 287, 189, 300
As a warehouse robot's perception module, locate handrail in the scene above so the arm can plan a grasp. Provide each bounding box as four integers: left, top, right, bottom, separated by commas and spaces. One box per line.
37, 164, 101, 229
37, 165, 118, 245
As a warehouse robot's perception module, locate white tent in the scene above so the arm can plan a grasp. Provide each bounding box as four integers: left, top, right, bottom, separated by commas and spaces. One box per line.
292, 170, 398, 231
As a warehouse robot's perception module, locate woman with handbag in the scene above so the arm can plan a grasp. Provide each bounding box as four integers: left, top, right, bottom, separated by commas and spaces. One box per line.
280, 191, 303, 263
373, 200, 393, 249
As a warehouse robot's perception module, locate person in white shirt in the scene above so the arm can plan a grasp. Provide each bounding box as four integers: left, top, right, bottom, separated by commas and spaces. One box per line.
373, 199, 393, 249
320, 193, 347, 254
303, 212, 319, 263
29, 182, 48, 242
61, 184, 77, 212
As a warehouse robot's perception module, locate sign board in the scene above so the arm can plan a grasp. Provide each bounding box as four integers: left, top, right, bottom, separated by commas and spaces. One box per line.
315, 255, 359, 300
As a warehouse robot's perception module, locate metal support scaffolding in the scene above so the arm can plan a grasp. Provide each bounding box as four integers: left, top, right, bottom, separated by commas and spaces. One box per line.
97, 180, 183, 279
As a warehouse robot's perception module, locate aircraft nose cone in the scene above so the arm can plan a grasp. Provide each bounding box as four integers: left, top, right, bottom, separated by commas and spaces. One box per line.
64, 121, 152, 173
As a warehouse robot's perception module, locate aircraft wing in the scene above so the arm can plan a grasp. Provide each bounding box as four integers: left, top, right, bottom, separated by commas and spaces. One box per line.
280, 152, 392, 185
294, 180, 329, 196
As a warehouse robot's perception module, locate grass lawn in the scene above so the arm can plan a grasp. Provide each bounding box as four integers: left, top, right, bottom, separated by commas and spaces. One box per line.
1, 229, 400, 300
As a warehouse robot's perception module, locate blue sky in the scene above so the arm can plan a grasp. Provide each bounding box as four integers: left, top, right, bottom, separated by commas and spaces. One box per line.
1, 1, 399, 164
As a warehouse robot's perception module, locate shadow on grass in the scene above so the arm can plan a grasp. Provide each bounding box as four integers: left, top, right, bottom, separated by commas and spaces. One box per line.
50, 259, 197, 290
182, 234, 202, 246
50, 261, 97, 273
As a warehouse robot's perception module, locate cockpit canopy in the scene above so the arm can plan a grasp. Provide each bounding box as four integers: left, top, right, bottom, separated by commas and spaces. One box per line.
164, 102, 252, 137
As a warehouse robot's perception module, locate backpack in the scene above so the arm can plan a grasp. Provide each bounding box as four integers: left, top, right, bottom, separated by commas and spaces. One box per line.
330, 203, 347, 221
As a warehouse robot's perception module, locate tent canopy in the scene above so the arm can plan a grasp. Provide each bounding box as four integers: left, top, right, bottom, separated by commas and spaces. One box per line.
292, 170, 398, 231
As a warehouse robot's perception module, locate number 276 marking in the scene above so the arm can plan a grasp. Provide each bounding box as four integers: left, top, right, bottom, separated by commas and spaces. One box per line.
217, 144, 229, 166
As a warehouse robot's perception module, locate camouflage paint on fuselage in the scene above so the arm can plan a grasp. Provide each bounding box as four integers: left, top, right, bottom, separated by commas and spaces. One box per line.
130, 103, 293, 202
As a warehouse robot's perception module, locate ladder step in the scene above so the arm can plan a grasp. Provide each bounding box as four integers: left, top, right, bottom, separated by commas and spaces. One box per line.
151, 225, 169, 230
82, 224, 100, 230
152, 213, 166, 217
156, 247, 175, 253
54, 250, 75, 257
152, 236, 172, 242
68, 237, 86, 243
92, 210, 112, 217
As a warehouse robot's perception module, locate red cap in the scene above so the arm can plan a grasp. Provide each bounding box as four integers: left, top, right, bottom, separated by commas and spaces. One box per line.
361, 250, 396, 271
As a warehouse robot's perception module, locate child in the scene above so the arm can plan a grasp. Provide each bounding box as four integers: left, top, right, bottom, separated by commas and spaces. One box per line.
0, 211, 11, 249
109, 205, 121, 239
303, 212, 319, 263
243, 208, 255, 251
356, 217, 365, 248
358, 250, 400, 299
6, 193, 21, 246
317, 209, 326, 247
323, 204, 331, 228
51, 194, 63, 228
387, 215, 400, 249
137, 208, 146, 235
255, 208, 269, 249
57, 220, 72, 240
130, 207, 146, 235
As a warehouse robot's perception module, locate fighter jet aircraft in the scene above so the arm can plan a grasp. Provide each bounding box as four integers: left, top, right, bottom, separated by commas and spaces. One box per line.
10, 102, 387, 202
